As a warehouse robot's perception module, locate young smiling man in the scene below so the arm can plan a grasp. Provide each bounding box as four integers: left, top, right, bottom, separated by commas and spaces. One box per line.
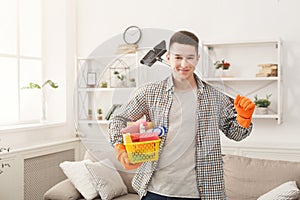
109, 30, 255, 200
167, 40, 199, 90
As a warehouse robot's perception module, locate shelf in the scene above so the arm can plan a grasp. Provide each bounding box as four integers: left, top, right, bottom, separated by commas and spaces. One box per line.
78, 119, 109, 124
203, 39, 280, 47
201, 39, 282, 124
77, 54, 136, 60
252, 114, 279, 119
203, 77, 279, 81
78, 87, 136, 92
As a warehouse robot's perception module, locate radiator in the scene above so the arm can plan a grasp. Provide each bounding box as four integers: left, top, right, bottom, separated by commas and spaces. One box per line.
24, 149, 75, 200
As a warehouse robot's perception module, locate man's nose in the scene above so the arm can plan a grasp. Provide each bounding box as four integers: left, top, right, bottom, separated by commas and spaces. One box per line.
181, 58, 189, 66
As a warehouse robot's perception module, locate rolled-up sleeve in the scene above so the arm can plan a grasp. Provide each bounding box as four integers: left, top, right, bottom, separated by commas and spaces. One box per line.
108, 86, 148, 146
220, 94, 252, 141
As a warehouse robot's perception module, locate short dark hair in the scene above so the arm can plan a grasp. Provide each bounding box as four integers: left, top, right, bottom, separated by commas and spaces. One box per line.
169, 30, 199, 53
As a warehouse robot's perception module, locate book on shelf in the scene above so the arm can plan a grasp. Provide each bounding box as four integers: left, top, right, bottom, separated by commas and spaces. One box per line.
256, 63, 278, 77
116, 44, 138, 54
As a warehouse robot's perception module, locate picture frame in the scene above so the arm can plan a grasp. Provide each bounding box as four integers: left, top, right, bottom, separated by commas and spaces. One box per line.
87, 72, 97, 87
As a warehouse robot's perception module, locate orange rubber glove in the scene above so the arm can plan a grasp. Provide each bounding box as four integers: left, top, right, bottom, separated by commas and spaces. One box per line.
234, 94, 256, 128
115, 144, 142, 170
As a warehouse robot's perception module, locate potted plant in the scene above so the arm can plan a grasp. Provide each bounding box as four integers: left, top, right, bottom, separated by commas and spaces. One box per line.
87, 109, 93, 120
100, 81, 108, 88
214, 59, 231, 77
97, 108, 103, 120
214, 59, 231, 70
254, 94, 272, 114
128, 77, 136, 87
22, 80, 58, 122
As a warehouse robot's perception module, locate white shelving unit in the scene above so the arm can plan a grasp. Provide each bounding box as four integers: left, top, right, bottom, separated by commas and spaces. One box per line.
77, 87, 137, 125
200, 39, 282, 124
75, 54, 140, 130
75, 46, 172, 132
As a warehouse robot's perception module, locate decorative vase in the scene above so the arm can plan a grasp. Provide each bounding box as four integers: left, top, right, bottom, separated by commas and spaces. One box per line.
40, 100, 47, 122
116, 80, 125, 87
112, 76, 125, 88
40, 90, 47, 123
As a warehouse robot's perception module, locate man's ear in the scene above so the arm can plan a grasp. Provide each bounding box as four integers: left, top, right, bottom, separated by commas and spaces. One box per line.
166, 52, 170, 61
197, 54, 200, 61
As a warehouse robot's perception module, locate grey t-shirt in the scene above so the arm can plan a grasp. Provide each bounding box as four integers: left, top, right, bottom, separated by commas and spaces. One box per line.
147, 87, 199, 198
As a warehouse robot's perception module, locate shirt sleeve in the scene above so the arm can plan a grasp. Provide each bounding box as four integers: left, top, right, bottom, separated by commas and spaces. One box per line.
108, 86, 149, 146
219, 94, 252, 141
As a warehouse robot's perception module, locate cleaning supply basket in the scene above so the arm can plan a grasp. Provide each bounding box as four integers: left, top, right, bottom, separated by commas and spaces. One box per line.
125, 139, 161, 163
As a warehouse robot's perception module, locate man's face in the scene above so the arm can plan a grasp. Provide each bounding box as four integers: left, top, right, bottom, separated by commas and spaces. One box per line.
167, 42, 199, 81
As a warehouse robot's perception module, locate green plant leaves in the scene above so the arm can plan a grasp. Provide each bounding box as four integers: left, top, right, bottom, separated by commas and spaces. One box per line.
21, 80, 58, 89
42, 80, 58, 88
254, 94, 272, 107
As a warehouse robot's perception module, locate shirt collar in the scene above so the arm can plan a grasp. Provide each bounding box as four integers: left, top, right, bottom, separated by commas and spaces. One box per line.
166, 73, 204, 94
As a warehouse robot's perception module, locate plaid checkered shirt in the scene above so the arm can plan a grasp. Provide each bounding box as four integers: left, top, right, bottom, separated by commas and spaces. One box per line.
108, 74, 252, 200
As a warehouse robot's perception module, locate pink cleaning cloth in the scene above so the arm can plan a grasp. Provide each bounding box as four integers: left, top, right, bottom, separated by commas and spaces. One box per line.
121, 119, 149, 134
130, 133, 140, 142
139, 132, 159, 142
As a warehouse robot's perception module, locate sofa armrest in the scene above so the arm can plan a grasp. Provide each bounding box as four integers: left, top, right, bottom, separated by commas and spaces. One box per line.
44, 179, 82, 200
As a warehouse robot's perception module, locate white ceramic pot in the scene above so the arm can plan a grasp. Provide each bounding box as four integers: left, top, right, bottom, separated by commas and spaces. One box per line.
221, 69, 231, 77
256, 107, 268, 115
214, 68, 231, 77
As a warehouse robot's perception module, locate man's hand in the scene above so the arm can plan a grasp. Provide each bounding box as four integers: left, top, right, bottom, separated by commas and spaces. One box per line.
115, 144, 142, 170
234, 94, 255, 128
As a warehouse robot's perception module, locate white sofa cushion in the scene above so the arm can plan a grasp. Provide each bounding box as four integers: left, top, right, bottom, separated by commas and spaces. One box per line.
43, 179, 81, 200
59, 160, 98, 200
84, 150, 136, 193
85, 159, 128, 200
258, 181, 300, 200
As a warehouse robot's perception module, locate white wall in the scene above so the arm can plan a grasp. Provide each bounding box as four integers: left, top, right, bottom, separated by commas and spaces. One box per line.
77, 0, 300, 148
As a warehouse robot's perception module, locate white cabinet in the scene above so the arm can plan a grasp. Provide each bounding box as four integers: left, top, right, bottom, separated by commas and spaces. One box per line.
200, 40, 282, 124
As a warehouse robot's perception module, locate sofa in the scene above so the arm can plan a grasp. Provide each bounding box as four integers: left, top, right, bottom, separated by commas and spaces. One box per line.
44, 151, 300, 200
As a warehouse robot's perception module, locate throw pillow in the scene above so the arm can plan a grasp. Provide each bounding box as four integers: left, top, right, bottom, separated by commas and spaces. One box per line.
59, 160, 98, 200
258, 181, 300, 200
85, 159, 128, 200
84, 150, 137, 193
43, 179, 81, 200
